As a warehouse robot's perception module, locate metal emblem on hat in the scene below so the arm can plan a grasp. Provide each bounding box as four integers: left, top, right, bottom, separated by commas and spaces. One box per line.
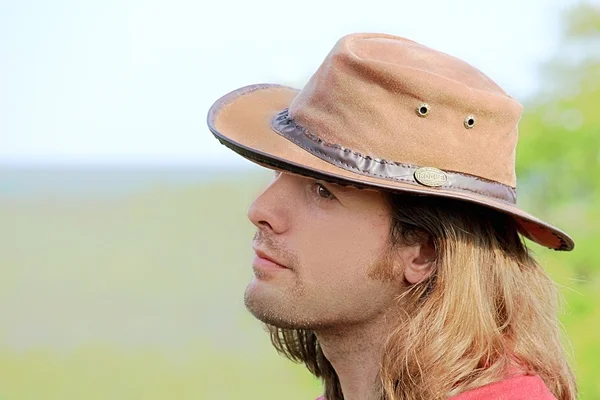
414, 167, 448, 187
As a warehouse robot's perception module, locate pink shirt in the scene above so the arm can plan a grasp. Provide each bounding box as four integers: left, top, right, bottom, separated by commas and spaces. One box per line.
315, 373, 556, 400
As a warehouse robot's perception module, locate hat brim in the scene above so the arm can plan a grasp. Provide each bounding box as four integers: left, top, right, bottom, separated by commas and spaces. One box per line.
207, 83, 574, 251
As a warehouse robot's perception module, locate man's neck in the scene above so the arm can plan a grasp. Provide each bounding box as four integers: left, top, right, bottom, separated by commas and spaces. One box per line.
316, 312, 393, 400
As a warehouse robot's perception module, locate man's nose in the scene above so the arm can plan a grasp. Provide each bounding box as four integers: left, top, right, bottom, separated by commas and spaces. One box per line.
247, 172, 292, 235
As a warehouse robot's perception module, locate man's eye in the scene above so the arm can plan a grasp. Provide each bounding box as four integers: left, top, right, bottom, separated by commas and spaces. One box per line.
315, 183, 334, 200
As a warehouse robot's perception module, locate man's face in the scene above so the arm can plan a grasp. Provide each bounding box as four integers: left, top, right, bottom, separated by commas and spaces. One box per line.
245, 170, 405, 330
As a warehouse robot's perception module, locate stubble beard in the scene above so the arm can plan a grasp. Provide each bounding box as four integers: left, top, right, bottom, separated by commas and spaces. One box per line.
243, 258, 401, 331
247, 231, 317, 329
243, 277, 323, 329
245, 231, 401, 330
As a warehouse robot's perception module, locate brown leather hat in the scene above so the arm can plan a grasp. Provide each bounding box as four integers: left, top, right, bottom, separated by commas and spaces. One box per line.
206, 33, 574, 251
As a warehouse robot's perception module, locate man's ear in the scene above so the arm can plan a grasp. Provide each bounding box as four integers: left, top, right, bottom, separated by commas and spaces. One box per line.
402, 238, 436, 284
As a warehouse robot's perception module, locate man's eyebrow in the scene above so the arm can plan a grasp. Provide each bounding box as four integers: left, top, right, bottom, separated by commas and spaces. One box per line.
319, 180, 355, 194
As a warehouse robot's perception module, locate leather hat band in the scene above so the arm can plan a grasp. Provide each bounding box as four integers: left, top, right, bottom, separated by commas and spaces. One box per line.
271, 109, 517, 204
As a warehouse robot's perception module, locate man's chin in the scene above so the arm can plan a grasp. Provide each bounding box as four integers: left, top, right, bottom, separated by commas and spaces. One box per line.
243, 283, 317, 329
244, 283, 285, 325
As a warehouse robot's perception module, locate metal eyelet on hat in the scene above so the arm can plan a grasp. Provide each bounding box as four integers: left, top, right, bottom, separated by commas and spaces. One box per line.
464, 115, 476, 129
416, 103, 430, 117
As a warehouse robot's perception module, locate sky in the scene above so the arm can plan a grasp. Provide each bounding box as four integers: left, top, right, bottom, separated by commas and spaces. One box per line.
0, 0, 584, 167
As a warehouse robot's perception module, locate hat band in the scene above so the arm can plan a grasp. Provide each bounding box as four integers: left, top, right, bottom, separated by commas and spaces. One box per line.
271, 109, 517, 204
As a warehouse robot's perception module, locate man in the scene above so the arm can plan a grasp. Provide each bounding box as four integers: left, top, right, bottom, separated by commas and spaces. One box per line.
206, 33, 577, 399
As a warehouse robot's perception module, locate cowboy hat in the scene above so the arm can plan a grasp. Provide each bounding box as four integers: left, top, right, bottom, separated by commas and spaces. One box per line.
206, 33, 574, 251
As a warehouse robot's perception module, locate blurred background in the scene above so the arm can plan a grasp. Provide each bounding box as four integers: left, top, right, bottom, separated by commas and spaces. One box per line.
0, 0, 599, 398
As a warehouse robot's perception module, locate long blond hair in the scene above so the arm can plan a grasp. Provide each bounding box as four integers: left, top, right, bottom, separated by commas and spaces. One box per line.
266, 192, 577, 400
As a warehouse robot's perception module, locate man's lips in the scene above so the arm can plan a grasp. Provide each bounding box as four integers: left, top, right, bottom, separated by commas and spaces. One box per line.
253, 248, 289, 270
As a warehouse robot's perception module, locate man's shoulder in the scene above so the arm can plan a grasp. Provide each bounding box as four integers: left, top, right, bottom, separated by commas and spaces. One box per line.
450, 374, 556, 400
315, 374, 555, 400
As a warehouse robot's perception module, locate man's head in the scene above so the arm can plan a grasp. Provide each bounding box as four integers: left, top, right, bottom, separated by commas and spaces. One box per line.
206, 32, 577, 399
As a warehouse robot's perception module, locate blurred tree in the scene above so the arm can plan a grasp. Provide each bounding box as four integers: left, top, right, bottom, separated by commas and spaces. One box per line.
516, 2, 600, 246
515, 4, 600, 399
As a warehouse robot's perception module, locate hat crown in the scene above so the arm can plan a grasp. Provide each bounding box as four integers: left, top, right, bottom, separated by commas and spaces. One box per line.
288, 33, 523, 187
